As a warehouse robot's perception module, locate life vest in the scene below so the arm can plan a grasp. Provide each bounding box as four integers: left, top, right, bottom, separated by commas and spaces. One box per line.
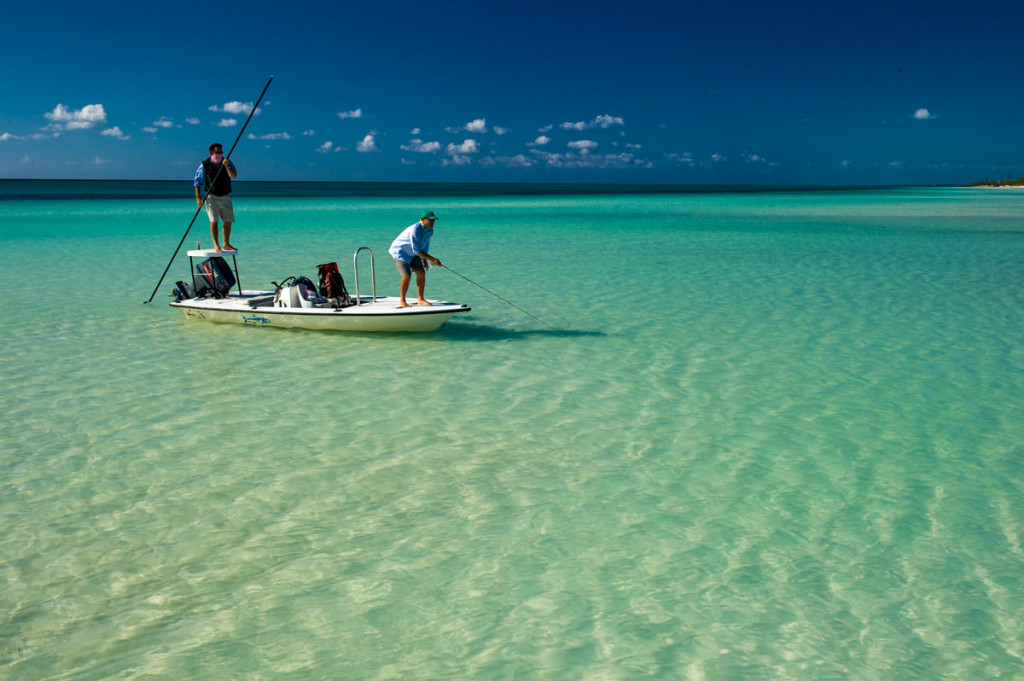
202, 158, 233, 196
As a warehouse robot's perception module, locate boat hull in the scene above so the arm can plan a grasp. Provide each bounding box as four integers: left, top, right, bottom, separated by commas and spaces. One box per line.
170, 291, 470, 332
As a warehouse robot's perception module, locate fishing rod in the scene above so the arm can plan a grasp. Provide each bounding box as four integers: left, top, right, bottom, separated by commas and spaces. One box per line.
144, 75, 274, 304
441, 264, 553, 328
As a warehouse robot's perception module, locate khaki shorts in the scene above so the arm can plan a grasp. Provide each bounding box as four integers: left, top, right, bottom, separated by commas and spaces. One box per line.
205, 194, 235, 223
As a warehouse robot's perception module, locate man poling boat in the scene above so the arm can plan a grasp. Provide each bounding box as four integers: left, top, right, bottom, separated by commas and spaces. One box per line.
144, 76, 273, 305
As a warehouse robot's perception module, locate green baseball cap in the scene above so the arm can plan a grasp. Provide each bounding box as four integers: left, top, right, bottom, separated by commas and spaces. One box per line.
421, 211, 439, 221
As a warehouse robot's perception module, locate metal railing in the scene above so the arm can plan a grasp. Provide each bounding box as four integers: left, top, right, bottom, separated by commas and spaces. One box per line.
353, 247, 377, 305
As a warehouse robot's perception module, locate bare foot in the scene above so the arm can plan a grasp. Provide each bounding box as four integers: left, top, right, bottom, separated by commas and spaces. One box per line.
223, 244, 236, 251
398, 301, 411, 308
214, 246, 223, 252
417, 299, 432, 306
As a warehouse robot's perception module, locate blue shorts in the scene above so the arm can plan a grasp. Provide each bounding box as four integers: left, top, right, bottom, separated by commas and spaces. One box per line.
394, 257, 425, 276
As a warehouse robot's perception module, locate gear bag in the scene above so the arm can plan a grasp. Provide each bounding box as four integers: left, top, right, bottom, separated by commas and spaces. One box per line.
316, 262, 354, 306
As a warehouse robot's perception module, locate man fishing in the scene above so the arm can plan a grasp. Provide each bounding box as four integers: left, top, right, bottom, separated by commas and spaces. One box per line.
389, 211, 443, 307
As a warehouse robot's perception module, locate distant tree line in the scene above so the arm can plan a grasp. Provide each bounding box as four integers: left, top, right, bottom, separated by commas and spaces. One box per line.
966, 173, 1024, 186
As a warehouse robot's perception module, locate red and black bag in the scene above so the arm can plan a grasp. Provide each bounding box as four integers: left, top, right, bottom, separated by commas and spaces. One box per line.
194, 256, 236, 297
316, 262, 354, 306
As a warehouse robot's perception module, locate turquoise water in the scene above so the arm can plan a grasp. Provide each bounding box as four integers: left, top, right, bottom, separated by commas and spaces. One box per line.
2, 183, 1023, 679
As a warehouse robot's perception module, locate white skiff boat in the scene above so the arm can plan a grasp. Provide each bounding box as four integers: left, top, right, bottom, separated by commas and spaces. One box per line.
169, 247, 471, 332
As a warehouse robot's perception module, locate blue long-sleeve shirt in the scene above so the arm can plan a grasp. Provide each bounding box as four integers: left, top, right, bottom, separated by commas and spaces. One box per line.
389, 221, 434, 263
193, 159, 237, 188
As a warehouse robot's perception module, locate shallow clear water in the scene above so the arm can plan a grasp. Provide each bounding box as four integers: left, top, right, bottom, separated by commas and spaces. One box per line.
2, 184, 1023, 679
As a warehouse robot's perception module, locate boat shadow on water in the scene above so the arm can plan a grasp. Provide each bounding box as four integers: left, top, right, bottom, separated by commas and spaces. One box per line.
437, 321, 605, 342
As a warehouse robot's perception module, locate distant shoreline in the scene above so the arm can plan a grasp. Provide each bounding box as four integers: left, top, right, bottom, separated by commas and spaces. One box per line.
962, 174, 1024, 188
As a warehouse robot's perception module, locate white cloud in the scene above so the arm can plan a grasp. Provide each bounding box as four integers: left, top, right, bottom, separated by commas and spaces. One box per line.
568, 139, 598, 153
101, 126, 130, 140
559, 114, 624, 131
186, 118, 200, 125
913, 108, 937, 120
152, 118, 174, 128
664, 152, 695, 166
210, 101, 254, 115
530, 149, 651, 170
216, 119, 238, 127
248, 132, 292, 140
338, 108, 363, 119
745, 153, 777, 167
448, 119, 487, 134
432, 139, 481, 165
357, 133, 379, 152
492, 154, 535, 168
402, 139, 441, 153
446, 139, 479, 155
93, 156, 111, 165
529, 136, 551, 146
316, 141, 335, 153
594, 114, 624, 128
411, 128, 421, 135
45, 103, 107, 130
1, 132, 54, 141
442, 154, 474, 167
303, 130, 315, 136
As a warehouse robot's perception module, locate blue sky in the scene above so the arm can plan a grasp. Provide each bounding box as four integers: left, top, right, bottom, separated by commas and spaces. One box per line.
2, 0, 1022, 185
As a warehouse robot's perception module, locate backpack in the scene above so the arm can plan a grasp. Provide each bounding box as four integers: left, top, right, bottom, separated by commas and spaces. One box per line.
316, 262, 354, 306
